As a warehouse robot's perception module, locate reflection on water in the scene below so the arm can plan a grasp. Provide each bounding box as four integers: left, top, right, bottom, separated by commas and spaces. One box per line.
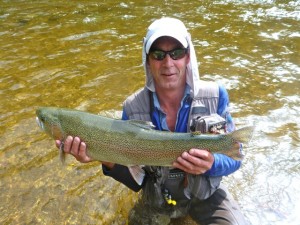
0, 0, 299, 224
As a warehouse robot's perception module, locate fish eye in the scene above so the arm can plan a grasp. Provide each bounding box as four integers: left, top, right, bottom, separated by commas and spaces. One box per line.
39, 116, 45, 123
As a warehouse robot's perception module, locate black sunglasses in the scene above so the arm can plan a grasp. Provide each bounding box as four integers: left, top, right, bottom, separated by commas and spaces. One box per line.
148, 48, 189, 61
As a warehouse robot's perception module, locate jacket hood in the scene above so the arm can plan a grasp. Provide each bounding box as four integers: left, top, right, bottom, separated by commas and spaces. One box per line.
142, 17, 200, 97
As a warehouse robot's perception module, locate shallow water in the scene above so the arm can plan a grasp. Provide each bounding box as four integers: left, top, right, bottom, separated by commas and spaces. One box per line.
0, 0, 299, 224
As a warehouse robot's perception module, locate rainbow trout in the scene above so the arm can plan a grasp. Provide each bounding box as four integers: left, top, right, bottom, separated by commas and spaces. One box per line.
36, 107, 254, 166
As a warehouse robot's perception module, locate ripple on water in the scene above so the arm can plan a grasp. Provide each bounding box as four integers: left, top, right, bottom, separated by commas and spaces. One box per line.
1, 0, 300, 224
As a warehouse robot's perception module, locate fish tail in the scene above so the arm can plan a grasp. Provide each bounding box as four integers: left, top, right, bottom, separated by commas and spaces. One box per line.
230, 126, 255, 144
224, 126, 254, 160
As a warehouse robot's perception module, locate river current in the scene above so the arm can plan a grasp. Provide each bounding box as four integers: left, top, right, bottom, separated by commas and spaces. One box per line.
0, 1, 299, 224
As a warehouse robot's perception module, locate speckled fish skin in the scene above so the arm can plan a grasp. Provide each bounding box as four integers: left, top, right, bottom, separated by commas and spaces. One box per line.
36, 107, 254, 166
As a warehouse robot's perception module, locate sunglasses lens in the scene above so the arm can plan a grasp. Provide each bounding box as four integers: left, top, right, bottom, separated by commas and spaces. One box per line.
150, 50, 166, 60
149, 48, 188, 61
170, 49, 186, 60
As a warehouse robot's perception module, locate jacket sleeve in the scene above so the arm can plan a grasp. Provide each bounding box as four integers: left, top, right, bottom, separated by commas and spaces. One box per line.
102, 164, 143, 192
205, 85, 242, 176
205, 154, 241, 176
217, 84, 235, 132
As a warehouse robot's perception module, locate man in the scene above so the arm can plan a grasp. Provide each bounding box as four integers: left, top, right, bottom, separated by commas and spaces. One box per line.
56, 17, 246, 225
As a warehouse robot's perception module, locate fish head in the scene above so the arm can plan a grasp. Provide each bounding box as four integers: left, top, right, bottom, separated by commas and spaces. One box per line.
36, 107, 64, 140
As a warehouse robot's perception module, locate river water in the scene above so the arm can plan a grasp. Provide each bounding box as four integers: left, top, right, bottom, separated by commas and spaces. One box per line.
0, 0, 299, 224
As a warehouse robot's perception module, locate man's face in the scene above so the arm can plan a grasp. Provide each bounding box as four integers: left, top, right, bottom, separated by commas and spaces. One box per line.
147, 36, 190, 92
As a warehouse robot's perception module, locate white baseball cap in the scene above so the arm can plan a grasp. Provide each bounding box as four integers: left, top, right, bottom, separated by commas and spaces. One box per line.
144, 17, 189, 54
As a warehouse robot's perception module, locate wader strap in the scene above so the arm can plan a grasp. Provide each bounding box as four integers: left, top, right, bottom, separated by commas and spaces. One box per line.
149, 90, 154, 120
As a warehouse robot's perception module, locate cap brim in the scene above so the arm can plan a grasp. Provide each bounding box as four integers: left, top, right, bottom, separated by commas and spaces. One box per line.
145, 31, 188, 54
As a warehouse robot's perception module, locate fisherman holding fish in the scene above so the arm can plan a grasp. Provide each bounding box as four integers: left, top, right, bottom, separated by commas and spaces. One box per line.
54, 18, 247, 224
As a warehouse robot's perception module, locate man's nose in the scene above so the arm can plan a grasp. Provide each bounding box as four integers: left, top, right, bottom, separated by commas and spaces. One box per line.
162, 54, 174, 66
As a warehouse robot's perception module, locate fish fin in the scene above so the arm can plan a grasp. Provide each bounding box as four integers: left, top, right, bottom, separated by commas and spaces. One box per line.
128, 120, 156, 130
128, 165, 145, 185
190, 131, 202, 137
59, 142, 66, 164
230, 126, 255, 144
98, 110, 122, 119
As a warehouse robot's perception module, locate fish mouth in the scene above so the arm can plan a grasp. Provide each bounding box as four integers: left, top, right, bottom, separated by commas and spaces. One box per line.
36, 117, 44, 131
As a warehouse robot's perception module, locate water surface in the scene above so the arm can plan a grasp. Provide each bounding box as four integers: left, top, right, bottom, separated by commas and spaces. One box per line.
0, 0, 299, 224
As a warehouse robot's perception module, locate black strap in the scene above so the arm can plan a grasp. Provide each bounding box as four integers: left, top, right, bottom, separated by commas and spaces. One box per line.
148, 90, 154, 120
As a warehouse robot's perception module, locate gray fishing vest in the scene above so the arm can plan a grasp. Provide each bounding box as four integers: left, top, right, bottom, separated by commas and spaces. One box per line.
123, 80, 222, 208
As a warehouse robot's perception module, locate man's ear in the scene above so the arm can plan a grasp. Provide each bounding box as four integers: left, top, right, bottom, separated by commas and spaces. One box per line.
186, 52, 191, 64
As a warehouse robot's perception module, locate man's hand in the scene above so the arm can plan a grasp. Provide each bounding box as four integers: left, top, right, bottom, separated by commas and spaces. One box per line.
56, 136, 92, 163
55, 136, 115, 169
172, 149, 214, 175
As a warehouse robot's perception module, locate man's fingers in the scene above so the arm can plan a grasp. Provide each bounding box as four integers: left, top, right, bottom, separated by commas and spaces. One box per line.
78, 142, 86, 156
55, 136, 92, 163
181, 151, 203, 165
55, 140, 61, 148
78, 142, 90, 162
63, 136, 74, 154
188, 148, 210, 160
186, 149, 214, 169
70, 137, 81, 156
173, 149, 214, 175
